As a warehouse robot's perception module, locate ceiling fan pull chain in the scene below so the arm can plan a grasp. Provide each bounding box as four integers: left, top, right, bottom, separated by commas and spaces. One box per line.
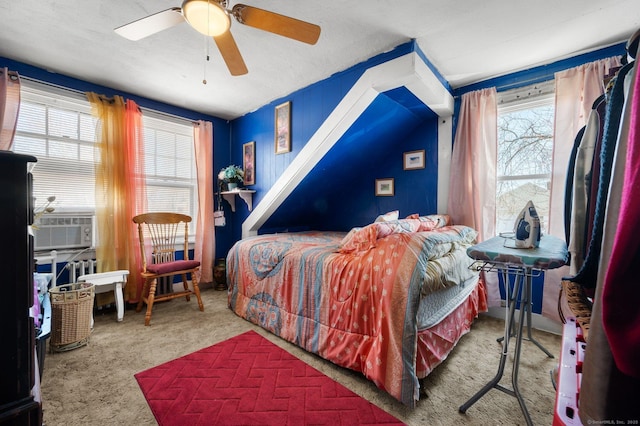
203, 35, 210, 85
202, 0, 210, 84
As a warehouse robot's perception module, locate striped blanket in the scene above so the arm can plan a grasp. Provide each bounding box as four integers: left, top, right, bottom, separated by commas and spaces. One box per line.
227, 225, 481, 406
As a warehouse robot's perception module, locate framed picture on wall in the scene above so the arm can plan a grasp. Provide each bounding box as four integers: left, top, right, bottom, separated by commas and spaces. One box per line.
403, 149, 425, 170
375, 178, 394, 196
243, 141, 255, 186
274, 101, 291, 154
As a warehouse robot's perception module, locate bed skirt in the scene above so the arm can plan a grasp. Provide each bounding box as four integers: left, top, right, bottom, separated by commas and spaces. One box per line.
416, 278, 488, 378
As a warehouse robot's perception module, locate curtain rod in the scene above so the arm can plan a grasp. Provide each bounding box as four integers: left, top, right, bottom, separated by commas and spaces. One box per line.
454, 45, 626, 98
452, 73, 554, 99
21, 76, 201, 126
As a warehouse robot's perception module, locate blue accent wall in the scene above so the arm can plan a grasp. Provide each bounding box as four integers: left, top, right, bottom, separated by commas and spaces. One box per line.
260, 93, 438, 234
223, 41, 441, 252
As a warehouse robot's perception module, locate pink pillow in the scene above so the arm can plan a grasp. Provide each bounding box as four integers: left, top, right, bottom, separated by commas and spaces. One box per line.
339, 214, 453, 253
339, 219, 422, 253
416, 214, 451, 231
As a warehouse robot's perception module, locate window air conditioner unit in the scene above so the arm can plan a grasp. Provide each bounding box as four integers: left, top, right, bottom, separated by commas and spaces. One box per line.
33, 213, 94, 251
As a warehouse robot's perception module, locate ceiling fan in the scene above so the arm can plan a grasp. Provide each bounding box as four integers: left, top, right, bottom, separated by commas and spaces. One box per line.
115, 0, 321, 76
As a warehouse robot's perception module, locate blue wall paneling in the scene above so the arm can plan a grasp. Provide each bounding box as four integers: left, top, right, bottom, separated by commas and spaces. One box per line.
260, 92, 438, 233
226, 41, 450, 246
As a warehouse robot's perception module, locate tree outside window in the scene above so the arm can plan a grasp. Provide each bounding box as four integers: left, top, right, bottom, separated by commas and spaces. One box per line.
496, 95, 554, 234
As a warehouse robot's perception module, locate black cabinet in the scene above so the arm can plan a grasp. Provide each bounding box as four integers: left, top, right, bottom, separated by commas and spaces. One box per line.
0, 151, 41, 425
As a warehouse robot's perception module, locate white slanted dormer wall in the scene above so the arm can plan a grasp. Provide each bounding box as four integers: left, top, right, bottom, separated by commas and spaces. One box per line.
242, 51, 454, 238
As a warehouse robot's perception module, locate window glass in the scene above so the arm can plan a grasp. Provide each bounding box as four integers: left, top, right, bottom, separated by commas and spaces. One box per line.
48, 108, 79, 139
14, 89, 97, 211
496, 83, 554, 234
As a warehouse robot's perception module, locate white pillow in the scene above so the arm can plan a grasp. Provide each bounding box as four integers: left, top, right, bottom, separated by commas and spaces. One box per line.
374, 210, 399, 223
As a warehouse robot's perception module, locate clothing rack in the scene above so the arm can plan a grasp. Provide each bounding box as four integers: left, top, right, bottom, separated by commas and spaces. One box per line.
555, 28, 640, 425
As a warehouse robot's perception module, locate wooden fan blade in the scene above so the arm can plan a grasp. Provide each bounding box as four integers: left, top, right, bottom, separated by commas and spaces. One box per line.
115, 8, 185, 41
232, 5, 321, 45
214, 32, 248, 76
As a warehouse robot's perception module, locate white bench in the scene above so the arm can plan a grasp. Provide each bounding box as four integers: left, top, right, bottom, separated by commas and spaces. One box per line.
78, 270, 129, 322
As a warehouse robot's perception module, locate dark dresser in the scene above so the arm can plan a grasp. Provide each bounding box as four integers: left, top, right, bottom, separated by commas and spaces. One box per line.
0, 151, 42, 425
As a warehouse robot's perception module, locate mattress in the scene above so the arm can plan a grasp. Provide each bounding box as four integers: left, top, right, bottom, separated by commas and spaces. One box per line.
417, 275, 480, 329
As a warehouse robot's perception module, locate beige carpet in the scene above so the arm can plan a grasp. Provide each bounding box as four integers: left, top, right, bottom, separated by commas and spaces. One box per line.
41, 287, 561, 425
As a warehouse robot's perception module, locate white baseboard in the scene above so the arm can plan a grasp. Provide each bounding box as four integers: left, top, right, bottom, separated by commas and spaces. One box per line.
483, 306, 563, 335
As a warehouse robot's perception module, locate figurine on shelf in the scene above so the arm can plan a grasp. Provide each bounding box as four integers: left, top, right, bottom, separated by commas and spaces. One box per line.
218, 165, 244, 191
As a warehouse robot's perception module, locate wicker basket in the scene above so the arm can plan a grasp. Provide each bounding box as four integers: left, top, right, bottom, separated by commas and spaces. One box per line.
49, 282, 95, 352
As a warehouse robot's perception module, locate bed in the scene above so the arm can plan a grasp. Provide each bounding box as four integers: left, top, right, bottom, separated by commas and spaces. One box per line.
227, 214, 487, 407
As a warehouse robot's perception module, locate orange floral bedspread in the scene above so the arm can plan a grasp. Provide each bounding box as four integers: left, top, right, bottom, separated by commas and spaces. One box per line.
227, 225, 486, 407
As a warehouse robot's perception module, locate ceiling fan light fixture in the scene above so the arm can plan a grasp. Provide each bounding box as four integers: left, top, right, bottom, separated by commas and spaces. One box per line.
182, 0, 230, 37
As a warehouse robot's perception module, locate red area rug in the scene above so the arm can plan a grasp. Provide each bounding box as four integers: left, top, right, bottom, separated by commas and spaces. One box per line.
135, 330, 404, 425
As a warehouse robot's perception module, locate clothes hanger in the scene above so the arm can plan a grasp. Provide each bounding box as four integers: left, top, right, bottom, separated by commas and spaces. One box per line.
603, 66, 621, 90
602, 28, 640, 91
626, 27, 640, 60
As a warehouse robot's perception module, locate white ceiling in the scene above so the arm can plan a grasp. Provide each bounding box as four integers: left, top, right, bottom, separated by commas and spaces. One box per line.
1, 1, 638, 120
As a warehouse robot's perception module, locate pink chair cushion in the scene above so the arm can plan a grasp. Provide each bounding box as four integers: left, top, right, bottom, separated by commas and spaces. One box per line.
146, 260, 200, 275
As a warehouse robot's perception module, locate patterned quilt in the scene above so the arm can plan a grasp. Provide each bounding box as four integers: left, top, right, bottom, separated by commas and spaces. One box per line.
227, 224, 480, 406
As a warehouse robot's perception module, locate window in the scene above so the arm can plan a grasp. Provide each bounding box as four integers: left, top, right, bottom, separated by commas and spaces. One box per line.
143, 114, 197, 217
496, 81, 555, 234
13, 81, 197, 232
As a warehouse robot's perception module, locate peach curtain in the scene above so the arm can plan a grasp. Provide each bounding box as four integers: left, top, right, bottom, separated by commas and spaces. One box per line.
87, 92, 147, 302
193, 120, 215, 285
0, 68, 21, 150
448, 88, 497, 242
447, 88, 500, 307
543, 56, 622, 320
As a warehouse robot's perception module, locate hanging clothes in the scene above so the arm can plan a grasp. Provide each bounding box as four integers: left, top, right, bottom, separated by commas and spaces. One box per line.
563, 125, 584, 248
566, 96, 605, 278
578, 32, 640, 423
569, 62, 633, 290
601, 48, 640, 380
584, 95, 609, 248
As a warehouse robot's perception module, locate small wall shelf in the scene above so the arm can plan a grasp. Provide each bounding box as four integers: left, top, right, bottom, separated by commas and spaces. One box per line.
221, 189, 256, 212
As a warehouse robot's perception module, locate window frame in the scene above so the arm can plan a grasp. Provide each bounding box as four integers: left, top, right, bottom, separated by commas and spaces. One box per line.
14, 80, 199, 247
